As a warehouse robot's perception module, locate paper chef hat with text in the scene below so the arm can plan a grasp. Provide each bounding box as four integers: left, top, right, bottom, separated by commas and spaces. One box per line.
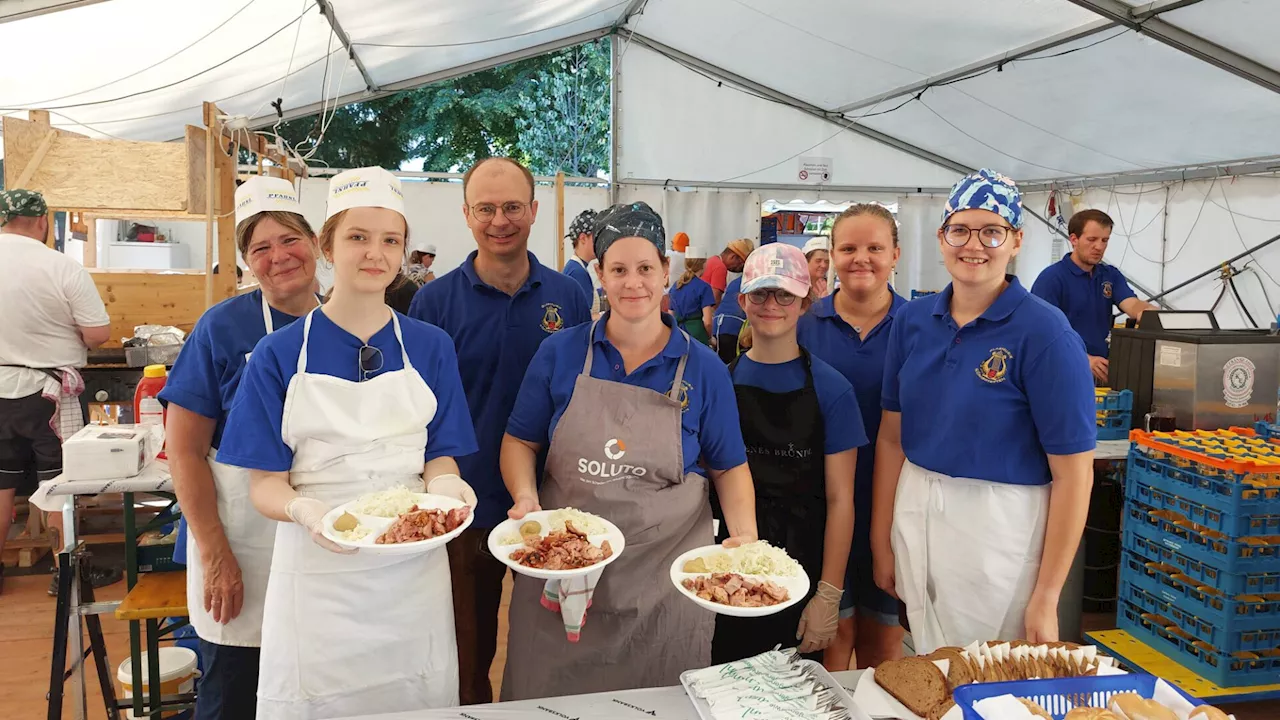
325, 167, 405, 220
234, 177, 302, 226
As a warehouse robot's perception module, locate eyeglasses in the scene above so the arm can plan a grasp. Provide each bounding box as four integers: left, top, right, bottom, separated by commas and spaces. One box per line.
942, 224, 1014, 248
469, 201, 529, 223
746, 289, 799, 306
358, 345, 383, 382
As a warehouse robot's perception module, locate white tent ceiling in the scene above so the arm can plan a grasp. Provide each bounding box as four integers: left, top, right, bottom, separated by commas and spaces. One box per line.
1, 0, 1278, 192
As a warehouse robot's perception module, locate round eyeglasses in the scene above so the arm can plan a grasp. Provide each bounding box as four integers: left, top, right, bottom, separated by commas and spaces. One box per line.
942, 224, 1013, 248
746, 289, 799, 306
469, 201, 529, 223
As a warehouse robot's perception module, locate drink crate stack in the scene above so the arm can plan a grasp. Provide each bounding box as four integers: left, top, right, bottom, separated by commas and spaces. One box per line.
1120, 426, 1280, 686
1096, 388, 1133, 440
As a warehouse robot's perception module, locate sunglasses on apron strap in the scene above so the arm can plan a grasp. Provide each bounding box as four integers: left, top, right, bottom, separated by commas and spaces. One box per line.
359, 345, 384, 381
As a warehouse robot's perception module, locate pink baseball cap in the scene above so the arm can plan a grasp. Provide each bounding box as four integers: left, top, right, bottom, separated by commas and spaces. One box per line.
740, 243, 810, 299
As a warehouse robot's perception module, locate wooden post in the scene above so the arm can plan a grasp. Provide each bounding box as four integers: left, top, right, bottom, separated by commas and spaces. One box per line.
203, 122, 216, 308
555, 171, 566, 271
45, 209, 56, 248
84, 216, 97, 267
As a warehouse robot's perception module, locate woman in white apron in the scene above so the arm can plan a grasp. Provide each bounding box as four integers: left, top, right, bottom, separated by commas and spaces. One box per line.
499, 202, 759, 700
216, 168, 479, 719
162, 177, 320, 719
870, 170, 1096, 654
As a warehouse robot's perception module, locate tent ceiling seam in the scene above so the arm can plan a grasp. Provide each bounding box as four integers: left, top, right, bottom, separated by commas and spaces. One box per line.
315, 0, 379, 92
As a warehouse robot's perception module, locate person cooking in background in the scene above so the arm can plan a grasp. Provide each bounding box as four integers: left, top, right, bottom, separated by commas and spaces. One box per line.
407, 244, 437, 286
667, 246, 717, 346
562, 209, 598, 307
713, 243, 861, 664
0, 189, 112, 595
216, 167, 478, 719
501, 202, 758, 700
713, 275, 746, 363
162, 177, 320, 720
702, 238, 753, 305
803, 236, 832, 299
872, 170, 1095, 654
1031, 209, 1157, 384
797, 204, 907, 670
408, 157, 590, 705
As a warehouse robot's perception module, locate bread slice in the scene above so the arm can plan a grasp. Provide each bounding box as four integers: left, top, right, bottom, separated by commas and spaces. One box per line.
1019, 698, 1054, 720
926, 699, 956, 720
925, 647, 975, 689
874, 657, 950, 718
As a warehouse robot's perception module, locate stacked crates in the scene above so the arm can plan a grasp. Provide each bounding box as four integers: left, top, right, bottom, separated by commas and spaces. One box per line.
1096, 389, 1133, 440
1120, 427, 1280, 686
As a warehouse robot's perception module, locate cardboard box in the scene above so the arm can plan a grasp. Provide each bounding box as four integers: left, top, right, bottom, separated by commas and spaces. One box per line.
62, 424, 161, 481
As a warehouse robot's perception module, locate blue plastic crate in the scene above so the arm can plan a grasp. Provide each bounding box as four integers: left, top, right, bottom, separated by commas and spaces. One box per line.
1127, 449, 1280, 523
1121, 550, 1280, 630
1123, 519, 1280, 596
954, 674, 1200, 720
1118, 600, 1280, 687
1120, 576, 1280, 653
1127, 461, 1280, 537
1099, 413, 1133, 441
1125, 500, 1280, 575
1097, 389, 1134, 412
1254, 421, 1280, 440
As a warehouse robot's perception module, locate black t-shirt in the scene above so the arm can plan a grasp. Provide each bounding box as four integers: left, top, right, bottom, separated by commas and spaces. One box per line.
385, 278, 418, 314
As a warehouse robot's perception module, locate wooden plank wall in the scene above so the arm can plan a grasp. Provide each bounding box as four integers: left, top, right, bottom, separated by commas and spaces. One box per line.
89, 271, 206, 347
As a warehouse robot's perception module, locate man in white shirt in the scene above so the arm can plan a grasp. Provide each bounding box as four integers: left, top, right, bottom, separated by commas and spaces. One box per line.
0, 189, 111, 592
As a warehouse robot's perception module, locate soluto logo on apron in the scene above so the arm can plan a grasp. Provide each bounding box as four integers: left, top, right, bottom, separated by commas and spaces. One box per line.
577, 437, 648, 485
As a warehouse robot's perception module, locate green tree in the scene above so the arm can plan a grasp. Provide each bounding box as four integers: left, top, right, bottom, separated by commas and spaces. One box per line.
274, 38, 611, 176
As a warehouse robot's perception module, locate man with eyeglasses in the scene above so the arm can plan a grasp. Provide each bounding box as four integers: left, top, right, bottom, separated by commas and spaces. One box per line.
407, 156, 590, 704
1030, 209, 1156, 384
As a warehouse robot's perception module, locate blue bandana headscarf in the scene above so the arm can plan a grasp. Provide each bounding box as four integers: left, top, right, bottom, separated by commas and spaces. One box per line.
942, 169, 1024, 229
593, 202, 666, 259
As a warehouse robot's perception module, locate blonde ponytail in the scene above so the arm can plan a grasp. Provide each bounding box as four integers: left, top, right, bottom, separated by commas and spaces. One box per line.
676, 257, 707, 289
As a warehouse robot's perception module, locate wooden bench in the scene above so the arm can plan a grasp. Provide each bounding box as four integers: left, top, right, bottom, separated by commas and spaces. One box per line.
115, 570, 188, 620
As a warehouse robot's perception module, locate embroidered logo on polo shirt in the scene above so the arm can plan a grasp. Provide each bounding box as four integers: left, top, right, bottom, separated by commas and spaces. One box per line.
670, 379, 693, 412
540, 303, 564, 333
1102, 281, 1113, 299
977, 347, 1013, 384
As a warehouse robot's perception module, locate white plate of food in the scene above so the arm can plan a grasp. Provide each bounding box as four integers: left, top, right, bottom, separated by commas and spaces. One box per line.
321, 486, 474, 554
487, 508, 625, 580
670, 542, 810, 617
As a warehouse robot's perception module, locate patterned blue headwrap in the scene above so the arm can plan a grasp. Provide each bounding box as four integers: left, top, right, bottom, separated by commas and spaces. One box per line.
942, 169, 1024, 229
593, 202, 666, 259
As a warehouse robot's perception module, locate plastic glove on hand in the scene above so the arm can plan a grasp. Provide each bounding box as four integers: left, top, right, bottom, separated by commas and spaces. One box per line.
427, 473, 478, 508
285, 496, 355, 554
796, 581, 842, 653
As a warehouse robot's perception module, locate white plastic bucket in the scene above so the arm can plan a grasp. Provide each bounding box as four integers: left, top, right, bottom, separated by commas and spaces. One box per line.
116, 646, 199, 719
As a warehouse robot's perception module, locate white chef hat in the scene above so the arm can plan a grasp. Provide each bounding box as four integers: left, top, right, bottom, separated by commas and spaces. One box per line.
234, 176, 301, 226
684, 246, 706, 260
802, 236, 830, 256
325, 167, 405, 220
422, 243, 437, 255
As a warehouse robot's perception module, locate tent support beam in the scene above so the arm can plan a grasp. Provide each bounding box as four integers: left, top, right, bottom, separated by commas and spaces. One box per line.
1019, 155, 1280, 193
834, 20, 1114, 115
617, 0, 648, 25
1064, 0, 1280, 95
618, 177, 951, 195
315, 0, 379, 92
1131, 0, 1207, 20
618, 30, 971, 176
0, 0, 108, 24
250, 26, 612, 129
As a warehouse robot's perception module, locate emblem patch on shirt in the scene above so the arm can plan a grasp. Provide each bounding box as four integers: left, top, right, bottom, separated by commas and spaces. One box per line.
1102, 281, 1113, 299
670, 379, 693, 412
977, 347, 1013, 384
1223, 356, 1256, 409
540, 303, 564, 333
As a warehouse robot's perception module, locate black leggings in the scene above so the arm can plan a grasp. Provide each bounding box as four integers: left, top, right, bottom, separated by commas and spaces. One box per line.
716, 334, 739, 364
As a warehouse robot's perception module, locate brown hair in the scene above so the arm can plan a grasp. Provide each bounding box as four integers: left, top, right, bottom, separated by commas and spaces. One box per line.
676, 257, 707, 289
1068, 209, 1113, 238
830, 203, 899, 247
235, 211, 316, 258
462, 157, 536, 203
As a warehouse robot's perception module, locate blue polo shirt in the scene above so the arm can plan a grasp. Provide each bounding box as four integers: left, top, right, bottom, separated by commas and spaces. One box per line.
507, 313, 747, 477
562, 256, 594, 306
410, 251, 591, 527
216, 309, 477, 472
798, 289, 907, 496
159, 289, 312, 566
669, 276, 717, 321
882, 276, 1095, 486
1030, 253, 1136, 357
730, 354, 867, 455
713, 277, 746, 337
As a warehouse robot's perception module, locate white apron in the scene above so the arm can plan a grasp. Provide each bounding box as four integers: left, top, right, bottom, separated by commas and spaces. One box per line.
186, 293, 290, 646
891, 460, 1049, 655
257, 310, 458, 720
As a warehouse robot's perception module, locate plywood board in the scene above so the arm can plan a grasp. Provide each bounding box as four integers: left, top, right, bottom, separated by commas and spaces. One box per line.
89, 270, 206, 347
3, 116, 189, 212
185, 126, 209, 216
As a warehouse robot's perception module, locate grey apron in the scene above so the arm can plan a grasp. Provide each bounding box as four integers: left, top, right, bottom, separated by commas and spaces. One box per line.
501, 320, 714, 701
